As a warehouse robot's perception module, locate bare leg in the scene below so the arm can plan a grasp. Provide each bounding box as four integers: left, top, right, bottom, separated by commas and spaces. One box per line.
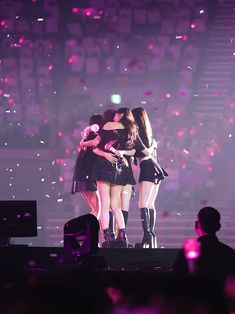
81, 191, 100, 218
121, 184, 132, 212
148, 182, 161, 210
110, 184, 125, 229
110, 184, 128, 247
96, 181, 113, 247
139, 181, 155, 209
97, 181, 111, 229
115, 184, 132, 234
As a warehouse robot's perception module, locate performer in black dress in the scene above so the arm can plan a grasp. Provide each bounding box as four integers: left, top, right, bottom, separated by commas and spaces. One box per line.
71, 114, 103, 218
92, 107, 137, 248
132, 107, 168, 248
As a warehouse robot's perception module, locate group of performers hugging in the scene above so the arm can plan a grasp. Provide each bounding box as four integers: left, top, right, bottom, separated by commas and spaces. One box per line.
71, 107, 168, 249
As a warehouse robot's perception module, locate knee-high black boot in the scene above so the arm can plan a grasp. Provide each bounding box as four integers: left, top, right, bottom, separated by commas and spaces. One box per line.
137, 208, 152, 248
109, 211, 115, 240
122, 210, 129, 227
149, 208, 157, 248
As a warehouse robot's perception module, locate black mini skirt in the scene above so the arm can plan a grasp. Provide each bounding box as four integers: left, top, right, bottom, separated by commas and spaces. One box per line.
139, 158, 168, 184
71, 179, 97, 193
92, 156, 135, 186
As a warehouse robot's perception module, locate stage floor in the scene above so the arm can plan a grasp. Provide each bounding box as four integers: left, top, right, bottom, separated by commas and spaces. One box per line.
0, 246, 180, 272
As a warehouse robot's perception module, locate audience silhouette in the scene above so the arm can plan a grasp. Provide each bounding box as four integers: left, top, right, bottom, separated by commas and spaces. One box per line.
173, 206, 235, 283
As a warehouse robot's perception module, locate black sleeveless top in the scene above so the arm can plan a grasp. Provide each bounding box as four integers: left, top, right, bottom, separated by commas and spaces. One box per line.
97, 128, 131, 152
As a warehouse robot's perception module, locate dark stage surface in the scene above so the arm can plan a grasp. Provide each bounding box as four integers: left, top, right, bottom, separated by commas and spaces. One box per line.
0, 246, 180, 272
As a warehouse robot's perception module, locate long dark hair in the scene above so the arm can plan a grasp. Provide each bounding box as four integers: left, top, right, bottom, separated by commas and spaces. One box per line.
116, 107, 137, 148
102, 109, 115, 125
89, 114, 103, 128
132, 107, 153, 148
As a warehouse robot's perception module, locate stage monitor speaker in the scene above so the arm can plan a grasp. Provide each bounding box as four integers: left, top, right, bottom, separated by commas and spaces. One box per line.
0, 200, 37, 246
63, 214, 99, 258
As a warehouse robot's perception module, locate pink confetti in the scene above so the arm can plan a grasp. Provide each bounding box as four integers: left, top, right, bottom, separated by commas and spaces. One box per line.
229, 117, 234, 124
207, 166, 213, 172
162, 211, 170, 218
72, 7, 79, 13
8, 98, 14, 105
177, 130, 185, 137
189, 128, 196, 135
19, 37, 24, 44
144, 90, 152, 96
68, 56, 75, 63
208, 148, 214, 157
127, 58, 139, 68
174, 111, 181, 116
84, 9, 93, 16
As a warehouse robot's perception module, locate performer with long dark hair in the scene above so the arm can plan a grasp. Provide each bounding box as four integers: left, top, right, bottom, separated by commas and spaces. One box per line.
92, 107, 137, 248
71, 114, 103, 218
132, 107, 168, 248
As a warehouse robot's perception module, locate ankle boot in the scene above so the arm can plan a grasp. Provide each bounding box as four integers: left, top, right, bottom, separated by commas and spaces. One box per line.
149, 208, 157, 248
112, 228, 128, 248
136, 208, 152, 248
102, 228, 112, 248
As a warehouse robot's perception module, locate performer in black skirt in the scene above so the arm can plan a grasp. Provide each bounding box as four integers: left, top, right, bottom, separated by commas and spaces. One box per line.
101, 112, 137, 240
96, 109, 152, 242
71, 114, 103, 218
132, 107, 168, 248
92, 107, 137, 248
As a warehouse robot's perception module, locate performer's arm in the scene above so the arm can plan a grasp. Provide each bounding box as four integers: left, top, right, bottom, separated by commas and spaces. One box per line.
147, 139, 158, 155
103, 122, 124, 130
80, 135, 101, 148
93, 147, 117, 164
141, 139, 157, 156
116, 148, 136, 158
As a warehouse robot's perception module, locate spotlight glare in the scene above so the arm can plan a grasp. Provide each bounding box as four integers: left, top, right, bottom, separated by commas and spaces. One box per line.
111, 94, 122, 104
